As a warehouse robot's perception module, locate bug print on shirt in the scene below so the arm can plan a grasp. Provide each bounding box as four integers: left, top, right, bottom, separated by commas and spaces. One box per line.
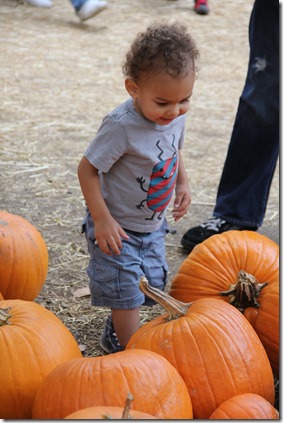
136, 136, 178, 220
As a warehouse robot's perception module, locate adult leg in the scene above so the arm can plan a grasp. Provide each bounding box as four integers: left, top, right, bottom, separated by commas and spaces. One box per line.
69, 0, 107, 22
181, 0, 279, 251
214, 0, 279, 227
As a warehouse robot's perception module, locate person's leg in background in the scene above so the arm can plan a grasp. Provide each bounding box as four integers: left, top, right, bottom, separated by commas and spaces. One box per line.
70, 0, 107, 22
194, 0, 209, 15
25, 0, 108, 22
181, 0, 279, 252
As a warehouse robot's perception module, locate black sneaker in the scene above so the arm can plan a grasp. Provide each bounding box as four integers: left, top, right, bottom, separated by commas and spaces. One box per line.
181, 216, 258, 252
100, 315, 125, 354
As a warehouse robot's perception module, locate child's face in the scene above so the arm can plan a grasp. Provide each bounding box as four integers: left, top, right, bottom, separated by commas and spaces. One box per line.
125, 65, 195, 126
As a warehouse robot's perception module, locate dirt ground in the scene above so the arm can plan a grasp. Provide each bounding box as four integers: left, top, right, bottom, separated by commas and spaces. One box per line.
0, 0, 279, 366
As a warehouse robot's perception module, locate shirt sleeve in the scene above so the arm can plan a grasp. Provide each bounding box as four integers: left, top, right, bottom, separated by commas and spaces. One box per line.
84, 115, 128, 173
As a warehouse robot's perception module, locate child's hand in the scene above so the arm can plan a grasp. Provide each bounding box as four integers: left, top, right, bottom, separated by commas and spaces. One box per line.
172, 185, 191, 221
94, 217, 129, 256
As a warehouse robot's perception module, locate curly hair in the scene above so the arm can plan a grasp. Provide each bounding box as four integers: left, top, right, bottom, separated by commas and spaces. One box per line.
122, 21, 199, 82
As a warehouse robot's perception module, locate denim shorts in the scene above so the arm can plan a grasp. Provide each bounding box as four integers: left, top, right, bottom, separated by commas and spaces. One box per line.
82, 213, 169, 309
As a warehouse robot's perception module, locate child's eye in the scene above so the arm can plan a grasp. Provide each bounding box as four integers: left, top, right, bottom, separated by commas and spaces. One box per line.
156, 102, 168, 106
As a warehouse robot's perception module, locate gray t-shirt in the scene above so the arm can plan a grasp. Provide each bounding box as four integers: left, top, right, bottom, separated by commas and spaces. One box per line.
84, 98, 186, 233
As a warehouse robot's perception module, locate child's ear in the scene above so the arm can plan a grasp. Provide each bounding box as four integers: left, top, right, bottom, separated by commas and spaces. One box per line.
125, 78, 139, 99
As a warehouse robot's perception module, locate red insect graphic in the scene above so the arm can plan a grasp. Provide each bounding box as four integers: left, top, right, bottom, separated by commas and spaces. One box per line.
136, 136, 178, 220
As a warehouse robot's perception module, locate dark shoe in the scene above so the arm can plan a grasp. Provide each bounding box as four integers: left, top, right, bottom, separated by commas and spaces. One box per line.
181, 216, 258, 252
194, 0, 209, 14
100, 315, 125, 354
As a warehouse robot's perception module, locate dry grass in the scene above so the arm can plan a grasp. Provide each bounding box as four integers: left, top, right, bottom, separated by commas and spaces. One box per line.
0, 0, 279, 360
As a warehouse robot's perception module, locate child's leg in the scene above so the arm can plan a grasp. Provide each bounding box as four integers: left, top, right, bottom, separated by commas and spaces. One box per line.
112, 307, 141, 347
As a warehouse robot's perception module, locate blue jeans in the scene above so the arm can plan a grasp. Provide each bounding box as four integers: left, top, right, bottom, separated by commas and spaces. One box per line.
70, 0, 86, 12
213, 0, 279, 228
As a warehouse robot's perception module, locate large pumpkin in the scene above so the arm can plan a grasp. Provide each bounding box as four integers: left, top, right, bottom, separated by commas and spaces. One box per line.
126, 278, 275, 419
32, 349, 193, 419
0, 211, 48, 300
169, 230, 279, 377
0, 299, 82, 419
209, 393, 279, 419
170, 231, 278, 303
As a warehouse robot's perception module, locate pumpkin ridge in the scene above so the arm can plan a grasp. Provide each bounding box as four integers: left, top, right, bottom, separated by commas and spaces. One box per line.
194, 241, 237, 283
187, 316, 227, 411
188, 309, 245, 393
217, 232, 243, 276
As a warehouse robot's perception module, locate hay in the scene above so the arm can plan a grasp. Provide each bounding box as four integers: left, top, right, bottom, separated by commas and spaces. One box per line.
0, 0, 278, 357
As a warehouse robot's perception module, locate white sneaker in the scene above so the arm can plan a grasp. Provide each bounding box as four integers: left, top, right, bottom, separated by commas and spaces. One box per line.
26, 0, 52, 7
76, 0, 107, 21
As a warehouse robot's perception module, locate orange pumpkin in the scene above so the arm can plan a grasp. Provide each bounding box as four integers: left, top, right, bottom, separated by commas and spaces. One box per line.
65, 393, 157, 419
170, 231, 278, 304
209, 393, 279, 419
65, 407, 157, 420
0, 299, 82, 419
0, 211, 48, 300
32, 349, 193, 419
169, 230, 279, 377
244, 282, 279, 378
126, 278, 275, 419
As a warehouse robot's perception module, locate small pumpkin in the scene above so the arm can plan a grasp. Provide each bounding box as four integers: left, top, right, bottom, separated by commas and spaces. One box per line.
169, 230, 279, 377
209, 393, 279, 419
65, 406, 157, 420
0, 299, 82, 419
65, 393, 157, 419
126, 278, 275, 419
0, 211, 49, 300
32, 349, 193, 419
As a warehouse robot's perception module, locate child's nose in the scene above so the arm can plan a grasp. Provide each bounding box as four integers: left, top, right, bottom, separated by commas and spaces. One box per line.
166, 104, 179, 117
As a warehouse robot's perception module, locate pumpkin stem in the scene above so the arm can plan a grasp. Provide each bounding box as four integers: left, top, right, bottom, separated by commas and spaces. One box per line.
0, 307, 12, 326
139, 276, 191, 320
122, 392, 134, 419
220, 270, 268, 312
101, 393, 134, 420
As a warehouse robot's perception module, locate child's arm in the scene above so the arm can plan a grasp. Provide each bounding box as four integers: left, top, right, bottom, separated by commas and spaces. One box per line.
78, 156, 129, 255
172, 151, 191, 222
